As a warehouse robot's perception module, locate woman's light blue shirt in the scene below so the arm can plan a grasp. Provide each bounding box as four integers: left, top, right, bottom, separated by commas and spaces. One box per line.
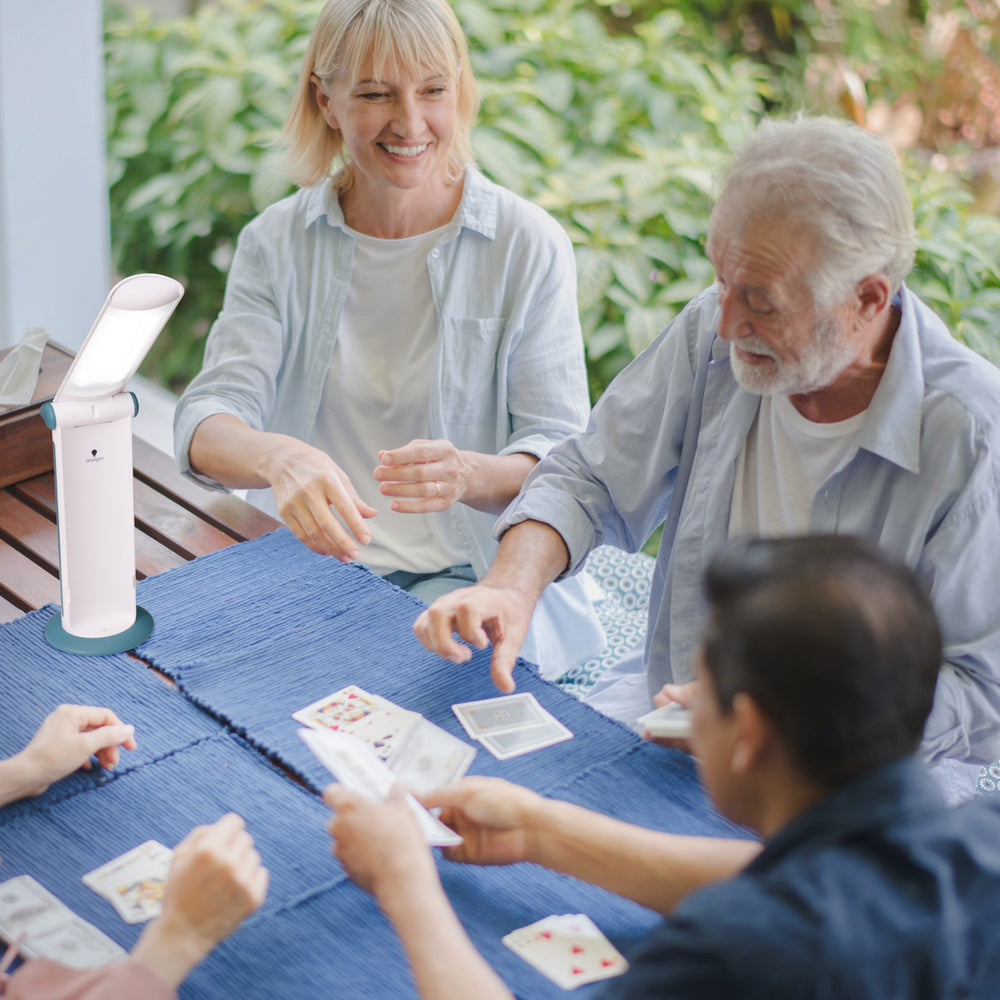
174, 166, 605, 676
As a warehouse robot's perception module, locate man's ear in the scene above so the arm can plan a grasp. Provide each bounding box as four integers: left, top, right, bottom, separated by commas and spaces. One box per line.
728, 692, 772, 774
311, 74, 339, 130
854, 273, 891, 322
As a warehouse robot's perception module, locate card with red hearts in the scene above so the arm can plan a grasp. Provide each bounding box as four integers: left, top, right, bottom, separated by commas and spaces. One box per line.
502, 912, 628, 989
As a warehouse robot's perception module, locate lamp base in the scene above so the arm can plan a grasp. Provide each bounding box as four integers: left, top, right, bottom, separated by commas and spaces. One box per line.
44, 607, 154, 656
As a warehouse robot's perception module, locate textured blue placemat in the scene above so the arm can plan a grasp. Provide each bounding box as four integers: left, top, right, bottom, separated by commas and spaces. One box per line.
0, 608, 223, 817
134, 529, 739, 833
1, 530, 747, 999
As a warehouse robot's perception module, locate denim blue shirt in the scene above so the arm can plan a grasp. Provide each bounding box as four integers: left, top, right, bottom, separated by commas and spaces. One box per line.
173, 166, 605, 675
501, 285, 1000, 795
605, 758, 1000, 998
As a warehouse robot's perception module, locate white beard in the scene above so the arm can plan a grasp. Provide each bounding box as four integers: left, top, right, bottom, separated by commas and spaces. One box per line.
729, 314, 856, 396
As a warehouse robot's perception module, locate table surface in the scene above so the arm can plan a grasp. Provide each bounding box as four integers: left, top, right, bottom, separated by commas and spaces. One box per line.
0, 342, 279, 623
0, 343, 741, 998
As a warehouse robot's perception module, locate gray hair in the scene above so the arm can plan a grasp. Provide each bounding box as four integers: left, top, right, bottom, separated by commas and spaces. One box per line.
708, 116, 917, 309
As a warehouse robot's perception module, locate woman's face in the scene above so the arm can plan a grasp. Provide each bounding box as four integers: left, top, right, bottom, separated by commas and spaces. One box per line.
315, 59, 458, 200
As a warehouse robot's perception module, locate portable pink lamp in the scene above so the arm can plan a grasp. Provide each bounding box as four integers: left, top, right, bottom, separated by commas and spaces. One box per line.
39, 274, 184, 655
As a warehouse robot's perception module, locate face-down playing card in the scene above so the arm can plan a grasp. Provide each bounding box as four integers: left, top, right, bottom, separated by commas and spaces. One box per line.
452, 693, 573, 759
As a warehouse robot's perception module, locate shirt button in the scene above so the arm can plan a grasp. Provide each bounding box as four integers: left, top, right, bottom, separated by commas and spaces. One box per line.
431, 249, 440, 258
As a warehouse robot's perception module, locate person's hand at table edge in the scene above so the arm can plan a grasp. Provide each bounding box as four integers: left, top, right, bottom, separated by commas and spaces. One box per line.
130, 813, 268, 990
261, 435, 377, 562
643, 681, 697, 753
0, 704, 137, 805
412, 583, 530, 692
189, 415, 377, 563
324, 783, 515, 1000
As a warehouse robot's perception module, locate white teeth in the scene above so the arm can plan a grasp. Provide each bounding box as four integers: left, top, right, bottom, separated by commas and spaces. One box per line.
381, 143, 427, 157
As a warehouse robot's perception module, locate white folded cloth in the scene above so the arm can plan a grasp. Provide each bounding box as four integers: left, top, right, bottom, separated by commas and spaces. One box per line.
0, 326, 49, 406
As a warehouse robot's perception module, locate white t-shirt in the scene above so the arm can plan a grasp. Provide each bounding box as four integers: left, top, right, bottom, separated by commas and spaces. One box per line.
729, 394, 866, 538
313, 224, 468, 575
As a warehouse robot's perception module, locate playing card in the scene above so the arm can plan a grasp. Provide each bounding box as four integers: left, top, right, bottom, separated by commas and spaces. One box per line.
387, 717, 476, 795
346, 705, 421, 764
637, 702, 693, 739
478, 718, 573, 760
298, 728, 463, 847
83, 841, 173, 924
27, 916, 129, 969
292, 685, 393, 732
503, 913, 628, 989
451, 693, 549, 738
0, 875, 126, 970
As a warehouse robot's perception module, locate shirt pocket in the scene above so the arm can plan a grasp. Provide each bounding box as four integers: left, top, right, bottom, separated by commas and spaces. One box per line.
439, 316, 505, 426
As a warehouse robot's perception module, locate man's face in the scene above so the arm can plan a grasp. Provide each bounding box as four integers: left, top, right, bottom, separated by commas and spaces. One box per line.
708, 216, 856, 396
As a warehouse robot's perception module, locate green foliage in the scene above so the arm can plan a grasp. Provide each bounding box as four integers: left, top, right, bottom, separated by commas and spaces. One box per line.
104, 0, 1000, 397
453, 0, 771, 397
907, 163, 1000, 366
105, 0, 316, 386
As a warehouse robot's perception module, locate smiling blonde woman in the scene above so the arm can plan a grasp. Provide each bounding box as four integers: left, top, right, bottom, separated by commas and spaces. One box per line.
173, 0, 605, 678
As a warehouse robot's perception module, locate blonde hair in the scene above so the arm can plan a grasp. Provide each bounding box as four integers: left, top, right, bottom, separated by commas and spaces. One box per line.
281, 0, 478, 190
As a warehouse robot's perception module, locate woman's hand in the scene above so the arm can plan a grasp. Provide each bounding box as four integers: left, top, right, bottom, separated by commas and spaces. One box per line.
264, 437, 378, 561
130, 814, 268, 989
376, 441, 537, 516
3, 705, 137, 802
374, 439, 471, 513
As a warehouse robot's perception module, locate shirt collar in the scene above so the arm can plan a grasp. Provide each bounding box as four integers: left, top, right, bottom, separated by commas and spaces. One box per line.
853, 284, 924, 473
707, 284, 926, 473
300, 164, 497, 240
747, 756, 945, 875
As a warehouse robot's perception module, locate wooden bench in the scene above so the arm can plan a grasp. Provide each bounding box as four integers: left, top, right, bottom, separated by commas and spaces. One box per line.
0, 342, 279, 622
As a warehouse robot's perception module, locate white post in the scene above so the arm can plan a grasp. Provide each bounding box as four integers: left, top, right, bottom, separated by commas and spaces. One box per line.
0, 0, 111, 351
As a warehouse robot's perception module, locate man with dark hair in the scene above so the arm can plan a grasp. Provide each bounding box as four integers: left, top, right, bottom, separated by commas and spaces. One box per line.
325, 537, 1000, 999
701, 535, 941, 787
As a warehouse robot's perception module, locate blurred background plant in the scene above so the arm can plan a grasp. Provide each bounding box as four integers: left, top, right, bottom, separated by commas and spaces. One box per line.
104, 0, 1000, 394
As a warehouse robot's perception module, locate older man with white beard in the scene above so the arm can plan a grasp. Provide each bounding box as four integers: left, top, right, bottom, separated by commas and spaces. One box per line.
414, 115, 1000, 804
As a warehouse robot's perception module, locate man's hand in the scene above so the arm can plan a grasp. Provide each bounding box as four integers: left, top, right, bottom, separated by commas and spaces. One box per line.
324, 784, 437, 899
13, 705, 137, 797
264, 437, 377, 561
643, 681, 697, 752
420, 777, 543, 867
131, 814, 268, 989
413, 585, 532, 693
374, 439, 471, 513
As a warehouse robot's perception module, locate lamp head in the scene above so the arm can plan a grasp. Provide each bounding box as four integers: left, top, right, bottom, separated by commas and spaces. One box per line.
56, 273, 184, 401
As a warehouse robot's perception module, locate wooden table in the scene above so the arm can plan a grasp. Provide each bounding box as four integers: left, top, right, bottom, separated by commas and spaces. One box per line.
0, 342, 279, 623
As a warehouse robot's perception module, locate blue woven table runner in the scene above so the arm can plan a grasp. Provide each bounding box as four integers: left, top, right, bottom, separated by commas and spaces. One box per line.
1, 529, 747, 998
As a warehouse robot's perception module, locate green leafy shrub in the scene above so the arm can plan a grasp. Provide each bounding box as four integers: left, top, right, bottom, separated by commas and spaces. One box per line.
104, 0, 1000, 397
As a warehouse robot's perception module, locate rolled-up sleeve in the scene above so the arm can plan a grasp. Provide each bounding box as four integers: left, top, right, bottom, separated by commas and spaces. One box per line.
498, 225, 590, 462
5, 958, 176, 1000
173, 225, 286, 490
498, 292, 710, 575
